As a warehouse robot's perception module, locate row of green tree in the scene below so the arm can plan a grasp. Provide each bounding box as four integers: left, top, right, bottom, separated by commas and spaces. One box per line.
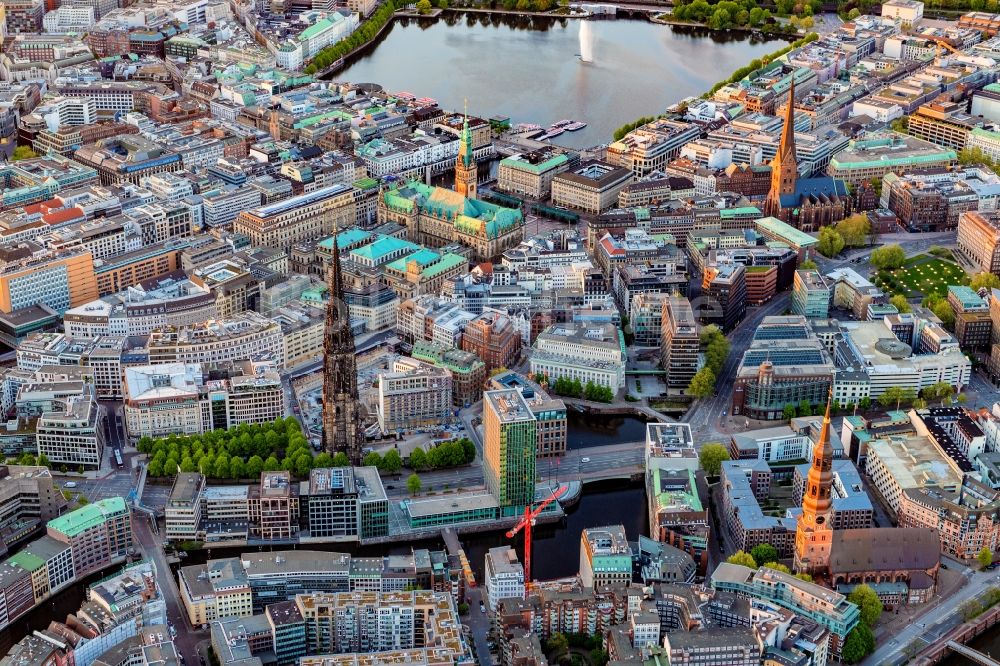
686, 325, 732, 398
407, 438, 476, 470
362, 449, 403, 474
672, 0, 775, 29
706, 32, 819, 97
143, 417, 315, 479
960, 585, 1000, 622
611, 33, 815, 142
304, 0, 405, 74
545, 375, 615, 403
776, 381, 966, 422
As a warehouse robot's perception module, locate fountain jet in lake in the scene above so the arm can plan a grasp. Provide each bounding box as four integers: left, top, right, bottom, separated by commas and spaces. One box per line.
579, 20, 594, 63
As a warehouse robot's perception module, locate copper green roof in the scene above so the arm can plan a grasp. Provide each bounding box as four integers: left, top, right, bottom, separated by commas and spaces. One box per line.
294, 109, 352, 129
7, 551, 44, 572
383, 180, 522, 240
352, 236, 418, 262
499, 153, 568, 174
756, 216, 817, 248
720, 206, 762, 218
47, 497, 128, 538
299, 15, 346, 41
319, 228, 372, 250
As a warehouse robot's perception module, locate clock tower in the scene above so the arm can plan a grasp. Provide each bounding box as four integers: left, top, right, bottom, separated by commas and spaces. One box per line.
793, 390, 835, 578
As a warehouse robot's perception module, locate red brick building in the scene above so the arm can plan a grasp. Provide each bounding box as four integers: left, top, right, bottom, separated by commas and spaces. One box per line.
461, 312, 522, 374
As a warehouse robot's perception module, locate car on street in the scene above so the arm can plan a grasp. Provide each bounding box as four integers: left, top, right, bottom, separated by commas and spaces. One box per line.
64, 482, 77, 488
581, 457, 590, 463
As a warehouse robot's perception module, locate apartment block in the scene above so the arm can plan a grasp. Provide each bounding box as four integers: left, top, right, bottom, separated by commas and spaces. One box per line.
530, 323, 626, 391
958, 210, 1000, 274
411, 340, 487, 408
35, 392, 106, 470
551, 161, 633, 214
484, 546, 524, 611
376, 358, 453, 435
46, 497, 132, 578
166, 473, 205, 542
483, 390, 537, 509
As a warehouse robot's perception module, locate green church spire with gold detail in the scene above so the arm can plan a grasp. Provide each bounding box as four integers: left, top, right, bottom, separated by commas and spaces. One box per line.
459, 98, 473, 168
455, 98, 478, 199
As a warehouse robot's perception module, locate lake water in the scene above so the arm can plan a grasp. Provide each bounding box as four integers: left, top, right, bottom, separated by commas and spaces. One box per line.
334, 15, 787, 148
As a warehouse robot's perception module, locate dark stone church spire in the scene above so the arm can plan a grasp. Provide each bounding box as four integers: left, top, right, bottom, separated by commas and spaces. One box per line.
321, 233, 363, 463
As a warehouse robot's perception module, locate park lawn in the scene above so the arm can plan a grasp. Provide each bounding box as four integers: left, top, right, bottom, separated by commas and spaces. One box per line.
877, 254, 969, 298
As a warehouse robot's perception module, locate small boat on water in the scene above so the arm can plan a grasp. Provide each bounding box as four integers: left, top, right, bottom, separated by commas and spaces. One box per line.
564, 121, 587, 131
552, 119, 572, 128
544, 127, 565, 137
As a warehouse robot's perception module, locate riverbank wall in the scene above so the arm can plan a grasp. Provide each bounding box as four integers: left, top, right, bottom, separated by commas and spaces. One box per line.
911, 603, 1000, 665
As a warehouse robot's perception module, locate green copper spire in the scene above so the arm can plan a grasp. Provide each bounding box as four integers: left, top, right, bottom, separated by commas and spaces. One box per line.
460, 99, 473, 168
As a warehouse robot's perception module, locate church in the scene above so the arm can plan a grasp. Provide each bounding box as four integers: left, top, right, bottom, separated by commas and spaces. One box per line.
377, 112, 525, 262
763, 82, 851, 232
794, 395, 941, 607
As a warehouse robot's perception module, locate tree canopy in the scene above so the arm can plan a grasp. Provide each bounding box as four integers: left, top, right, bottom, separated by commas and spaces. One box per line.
699, 443, 730, 476
726, 550, 756, 567
686, 368, 716, 398
841, 624, 875, 664
971, 272, 1000, 291
407, 473, 422, 495
836, 215, 871, 248
816, 226, 845, 257
870, 244, 905, 270
750, 544, 778, 566
847, 584, 883, 628
889, 294, 911, 314
141, 418, 313, 480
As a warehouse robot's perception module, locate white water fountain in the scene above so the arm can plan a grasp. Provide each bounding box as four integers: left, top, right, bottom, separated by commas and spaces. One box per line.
579, 20, 594, 63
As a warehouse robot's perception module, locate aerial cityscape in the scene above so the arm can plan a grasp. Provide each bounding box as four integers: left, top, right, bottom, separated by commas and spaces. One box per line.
8, 1, 1000, 666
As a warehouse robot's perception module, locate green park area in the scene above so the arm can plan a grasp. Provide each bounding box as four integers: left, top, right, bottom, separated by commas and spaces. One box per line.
874, 254, 969, 299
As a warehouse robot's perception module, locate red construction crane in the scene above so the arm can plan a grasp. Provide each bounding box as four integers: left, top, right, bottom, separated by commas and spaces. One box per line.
506, 485, 566, 593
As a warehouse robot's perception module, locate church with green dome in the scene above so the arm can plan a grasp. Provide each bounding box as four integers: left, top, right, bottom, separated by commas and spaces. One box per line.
378, 180, 525, 261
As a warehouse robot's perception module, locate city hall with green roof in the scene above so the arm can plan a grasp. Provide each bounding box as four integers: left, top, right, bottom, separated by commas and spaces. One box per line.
378, 180, 525, 261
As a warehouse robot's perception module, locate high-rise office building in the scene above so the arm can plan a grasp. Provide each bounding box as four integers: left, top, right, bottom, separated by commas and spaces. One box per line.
661, 295, 699, 393
483, 389, 537, 509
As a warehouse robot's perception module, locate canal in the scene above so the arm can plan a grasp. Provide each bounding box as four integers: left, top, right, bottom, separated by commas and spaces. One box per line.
567, 411, 649, 449
334, 15, 788, 148
173, 478, 647, 582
